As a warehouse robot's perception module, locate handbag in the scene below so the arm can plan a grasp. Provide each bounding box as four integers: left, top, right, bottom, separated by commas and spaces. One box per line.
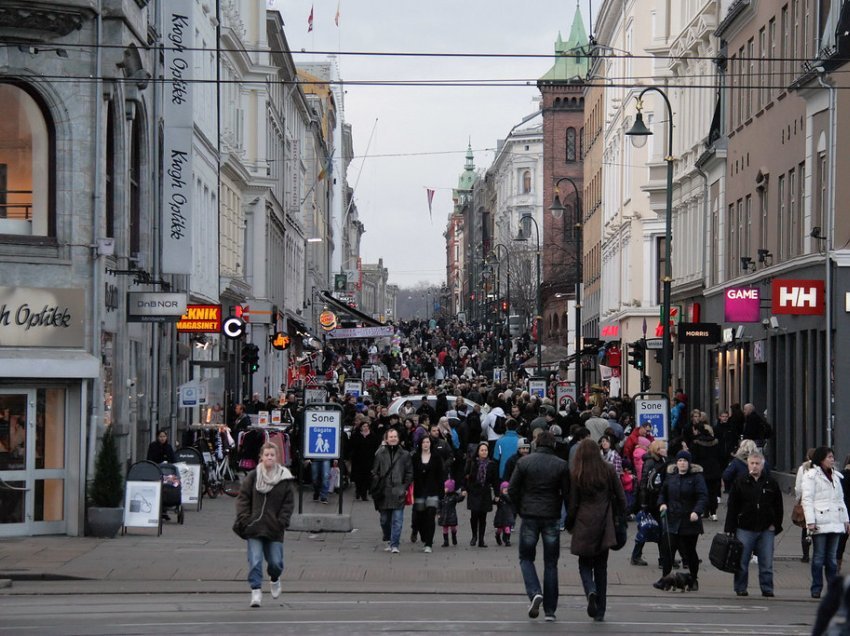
635, 509, 661, 543
709, 532, 744, 574
791, 500, 807, 528
404, 483, 414, 506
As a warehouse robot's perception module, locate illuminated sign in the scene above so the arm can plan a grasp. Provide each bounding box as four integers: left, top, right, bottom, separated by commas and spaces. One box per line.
271, 332, 291, 350
176, 304, 222, 333
724, 287, 760, 322
678, 322, 721, 344
319, 310, 337, 331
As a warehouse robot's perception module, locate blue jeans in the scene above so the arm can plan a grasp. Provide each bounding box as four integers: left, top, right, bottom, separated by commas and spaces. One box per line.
579, 550, 609, 618
311, 460, 330, 500
811, 532, 841, 595
380, 508, 405, 548
734, 528, 775, 594
247, 537, 283, 590
518, 517, 561, 617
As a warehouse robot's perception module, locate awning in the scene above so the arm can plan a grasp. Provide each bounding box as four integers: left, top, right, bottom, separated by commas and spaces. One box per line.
318, 291, 384, 327
0, 349, 100, 378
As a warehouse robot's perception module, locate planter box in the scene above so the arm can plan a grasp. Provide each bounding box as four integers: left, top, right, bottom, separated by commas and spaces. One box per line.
87, 506, 124, 538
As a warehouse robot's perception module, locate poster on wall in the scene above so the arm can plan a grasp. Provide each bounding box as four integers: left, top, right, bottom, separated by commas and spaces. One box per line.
123, 481, 162, 530
174, 462, 201, 507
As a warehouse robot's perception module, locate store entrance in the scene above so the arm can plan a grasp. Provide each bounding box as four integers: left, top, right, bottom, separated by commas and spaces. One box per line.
0, 388, 67, 536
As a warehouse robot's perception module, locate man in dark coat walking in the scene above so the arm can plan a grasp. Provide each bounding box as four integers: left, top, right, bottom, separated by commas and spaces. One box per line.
508, 431, 571, 622
724, 451, 783, 597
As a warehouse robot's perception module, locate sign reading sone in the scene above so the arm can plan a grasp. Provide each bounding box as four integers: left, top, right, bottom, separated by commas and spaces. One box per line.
635, 397, 669, 440
303, 409, 341, 460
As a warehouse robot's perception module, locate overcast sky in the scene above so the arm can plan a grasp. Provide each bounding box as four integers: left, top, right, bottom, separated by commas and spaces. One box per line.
270, 0, 596, 287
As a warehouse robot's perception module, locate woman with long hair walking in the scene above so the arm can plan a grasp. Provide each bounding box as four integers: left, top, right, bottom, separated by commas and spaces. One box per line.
463, 441, 499, 547
412, 435, 445, 553
567, 438, 627, 623
233, 442, 296, 608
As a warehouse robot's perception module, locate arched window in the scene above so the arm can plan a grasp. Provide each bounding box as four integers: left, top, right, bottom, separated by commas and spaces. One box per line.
566, 127, 577, 162
522, 170, 532, 194
0, 83, 53, 237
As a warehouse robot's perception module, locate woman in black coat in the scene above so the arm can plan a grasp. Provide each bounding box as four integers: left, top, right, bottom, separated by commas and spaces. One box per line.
462, 441, 499, 547
689, 423, 724, 521
655, 450, 708, 591
412, 436, 445, 552
349, 421, 381, 501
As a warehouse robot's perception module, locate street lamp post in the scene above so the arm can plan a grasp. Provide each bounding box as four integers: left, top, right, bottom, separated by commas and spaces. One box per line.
492, 243, 511, 380
626, 87, 674, 398
515, 214, 542, 377
549, 177, 583, 394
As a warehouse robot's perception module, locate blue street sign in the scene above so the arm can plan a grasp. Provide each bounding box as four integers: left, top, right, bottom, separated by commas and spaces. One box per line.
635, 398, 669, 440
303, 409, 342, 460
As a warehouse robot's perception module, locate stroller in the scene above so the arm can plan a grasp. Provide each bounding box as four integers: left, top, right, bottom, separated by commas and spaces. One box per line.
158, 463, 184, 524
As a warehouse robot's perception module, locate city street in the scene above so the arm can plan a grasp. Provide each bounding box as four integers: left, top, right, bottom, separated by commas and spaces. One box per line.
0, 486, 822, 634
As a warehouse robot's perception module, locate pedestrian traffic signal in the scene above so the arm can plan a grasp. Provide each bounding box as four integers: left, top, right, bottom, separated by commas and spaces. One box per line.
628, 340, 645, 370
501, 300, 509, 313
241, 343, 260, 374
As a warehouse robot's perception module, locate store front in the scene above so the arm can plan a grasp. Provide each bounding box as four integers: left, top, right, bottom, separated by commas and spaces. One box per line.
0, 287, 98, 536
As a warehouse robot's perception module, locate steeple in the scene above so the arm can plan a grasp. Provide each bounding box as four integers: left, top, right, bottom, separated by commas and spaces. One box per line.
453, 141, 476, 209
464, 141, 475, 172
539, 5, 590, 82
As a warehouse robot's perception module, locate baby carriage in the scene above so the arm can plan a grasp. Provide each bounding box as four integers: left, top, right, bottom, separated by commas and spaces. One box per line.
158, 463, 184, 524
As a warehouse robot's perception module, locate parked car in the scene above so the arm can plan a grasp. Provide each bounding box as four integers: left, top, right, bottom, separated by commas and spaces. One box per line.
387, 394, 483, 417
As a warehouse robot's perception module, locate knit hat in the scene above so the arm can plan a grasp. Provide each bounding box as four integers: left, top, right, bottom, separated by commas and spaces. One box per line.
500, 481, 510, 491
444, 479, 456, 492
676, 450, 692, 463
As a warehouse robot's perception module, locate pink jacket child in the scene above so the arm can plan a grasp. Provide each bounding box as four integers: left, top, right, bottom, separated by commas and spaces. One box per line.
632, 436, 652, 483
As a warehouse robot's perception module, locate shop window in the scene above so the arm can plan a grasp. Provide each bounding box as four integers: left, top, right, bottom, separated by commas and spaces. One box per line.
0, 83, 53, 237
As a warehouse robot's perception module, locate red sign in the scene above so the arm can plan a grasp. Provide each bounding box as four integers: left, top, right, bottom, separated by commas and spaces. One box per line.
176, 304, 222, 333
600, 325, 619, 338
772, 279, 825, 315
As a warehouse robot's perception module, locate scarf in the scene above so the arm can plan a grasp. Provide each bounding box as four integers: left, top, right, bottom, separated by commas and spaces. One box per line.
476, 458, 488, 486
255, 463, 290, 494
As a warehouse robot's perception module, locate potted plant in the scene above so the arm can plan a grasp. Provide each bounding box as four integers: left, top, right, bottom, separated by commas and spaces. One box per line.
87, 428, 124, 538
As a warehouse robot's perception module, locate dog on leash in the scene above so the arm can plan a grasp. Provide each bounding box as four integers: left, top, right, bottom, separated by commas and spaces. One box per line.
656, 572, 694, 591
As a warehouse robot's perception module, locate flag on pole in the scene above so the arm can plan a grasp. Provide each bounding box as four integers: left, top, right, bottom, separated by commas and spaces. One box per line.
317, 152, 334, 181
307, 5, 314, 32
335, 0, 340, 26
426, 188, 435, 221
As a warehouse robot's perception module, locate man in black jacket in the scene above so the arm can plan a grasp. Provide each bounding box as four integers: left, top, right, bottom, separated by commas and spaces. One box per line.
508, 431, 570, 622
724, 451, 783, 597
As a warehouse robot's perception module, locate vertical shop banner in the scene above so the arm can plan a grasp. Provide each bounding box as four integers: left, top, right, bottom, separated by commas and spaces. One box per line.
161, 0, 194, 274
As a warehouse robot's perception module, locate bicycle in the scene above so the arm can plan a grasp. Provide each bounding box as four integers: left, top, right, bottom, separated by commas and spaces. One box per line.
215, 451, 241, 497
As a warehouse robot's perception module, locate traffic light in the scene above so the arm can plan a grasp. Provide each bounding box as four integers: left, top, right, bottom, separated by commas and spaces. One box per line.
241, 343, 260, 374
500, 300, 509, 314
628, 340, 645, 371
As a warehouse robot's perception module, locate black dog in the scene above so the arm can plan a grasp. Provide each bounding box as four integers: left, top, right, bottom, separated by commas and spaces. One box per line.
657, 572, 693, 592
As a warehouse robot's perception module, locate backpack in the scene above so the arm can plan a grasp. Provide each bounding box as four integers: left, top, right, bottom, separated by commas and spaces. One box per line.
493, 415, 507, 436
641, 461, 664, 508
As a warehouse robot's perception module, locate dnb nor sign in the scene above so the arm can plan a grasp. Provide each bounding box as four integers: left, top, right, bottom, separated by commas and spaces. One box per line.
303, 408, 342, 460
635, 397, 669, 440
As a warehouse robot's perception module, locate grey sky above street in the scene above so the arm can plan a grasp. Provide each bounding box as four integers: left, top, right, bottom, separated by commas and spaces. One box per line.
271, 0, 597, 287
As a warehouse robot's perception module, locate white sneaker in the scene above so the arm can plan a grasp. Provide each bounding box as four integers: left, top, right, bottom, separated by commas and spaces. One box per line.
391, 546, 400, 554
710, 514, 718, 521
384, 542, 392, 552
270, 579, 281, 599
424, 546, 432, 553
250, 589, 262, 608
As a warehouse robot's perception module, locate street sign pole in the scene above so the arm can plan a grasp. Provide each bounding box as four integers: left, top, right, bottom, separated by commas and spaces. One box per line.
301, 403, 344, 515
634, 392, 670, 440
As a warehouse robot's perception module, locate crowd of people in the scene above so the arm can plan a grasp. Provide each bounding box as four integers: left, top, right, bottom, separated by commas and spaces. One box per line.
226, 319, 849, 630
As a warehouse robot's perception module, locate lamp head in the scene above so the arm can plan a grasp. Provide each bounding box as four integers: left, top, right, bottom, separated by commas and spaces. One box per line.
626, 110, 651, 148
549, 194, 566, 220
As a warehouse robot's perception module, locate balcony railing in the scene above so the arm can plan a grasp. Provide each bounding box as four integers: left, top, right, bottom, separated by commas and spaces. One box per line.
0, 190, 33, 220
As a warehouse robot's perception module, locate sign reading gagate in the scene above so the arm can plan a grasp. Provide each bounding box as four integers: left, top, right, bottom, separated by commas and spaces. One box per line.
0, 287, 85, 348
161, 0, 193, 275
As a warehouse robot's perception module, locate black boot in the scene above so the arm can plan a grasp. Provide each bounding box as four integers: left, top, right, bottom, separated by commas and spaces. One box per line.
442, 534, 449, 547
470, 533, 477, 547
451, 531, 457, 545
504, 535, 511, 547
478, 538, 488, 548
495, 531, 502, 546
